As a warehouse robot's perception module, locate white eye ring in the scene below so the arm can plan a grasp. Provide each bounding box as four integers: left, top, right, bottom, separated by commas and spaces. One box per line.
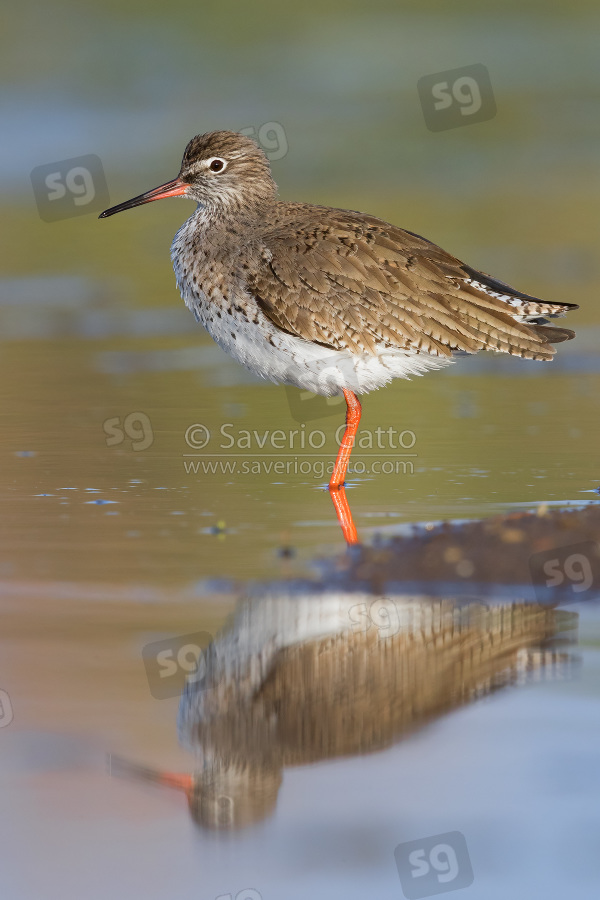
206, 157, 227, 173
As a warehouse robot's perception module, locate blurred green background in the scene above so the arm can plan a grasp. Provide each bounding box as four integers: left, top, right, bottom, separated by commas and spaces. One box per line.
2, 0, 599, 585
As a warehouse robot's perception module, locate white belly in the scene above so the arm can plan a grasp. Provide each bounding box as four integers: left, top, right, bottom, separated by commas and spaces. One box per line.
183, 286, 454, 396
171, 225, 453, 396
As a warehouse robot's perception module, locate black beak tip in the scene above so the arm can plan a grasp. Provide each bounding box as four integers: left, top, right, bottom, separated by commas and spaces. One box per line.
98, 209, 111, 219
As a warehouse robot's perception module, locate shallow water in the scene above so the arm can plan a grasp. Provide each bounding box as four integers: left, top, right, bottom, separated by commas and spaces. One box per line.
3, 322, 600, 584
3, 271, 600, 900
3, 1, 600, 897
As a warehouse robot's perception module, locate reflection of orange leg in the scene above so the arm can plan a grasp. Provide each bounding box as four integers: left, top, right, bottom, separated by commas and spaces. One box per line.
328, 390, 361, 545
329, 484, 359, 545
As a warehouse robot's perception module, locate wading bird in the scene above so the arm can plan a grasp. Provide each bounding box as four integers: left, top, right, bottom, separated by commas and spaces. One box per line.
100, 131, 577, 543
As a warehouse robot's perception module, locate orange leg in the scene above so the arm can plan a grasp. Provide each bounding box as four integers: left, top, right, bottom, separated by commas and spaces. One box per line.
328, 389, 361, 545
329, 389, 362, 490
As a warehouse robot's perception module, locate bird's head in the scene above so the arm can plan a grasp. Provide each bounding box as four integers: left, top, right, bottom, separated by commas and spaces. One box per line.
99, 130, 277, 220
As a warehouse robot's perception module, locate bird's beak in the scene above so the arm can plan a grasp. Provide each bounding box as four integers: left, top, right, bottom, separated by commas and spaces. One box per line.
99, 177, 189, 218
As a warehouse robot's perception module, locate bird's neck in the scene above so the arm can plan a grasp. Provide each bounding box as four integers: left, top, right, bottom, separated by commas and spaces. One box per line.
185, 198, 275, 246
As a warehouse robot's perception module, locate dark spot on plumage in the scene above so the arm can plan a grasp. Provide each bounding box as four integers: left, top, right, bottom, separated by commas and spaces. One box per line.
230, 332, 236, 340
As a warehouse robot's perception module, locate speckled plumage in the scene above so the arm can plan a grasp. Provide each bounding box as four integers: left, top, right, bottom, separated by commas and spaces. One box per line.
163, 131, 578, 395
101, 130, 577, 396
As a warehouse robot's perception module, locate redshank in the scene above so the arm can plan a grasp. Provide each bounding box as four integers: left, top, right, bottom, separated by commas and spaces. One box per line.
100, 131, 577, 543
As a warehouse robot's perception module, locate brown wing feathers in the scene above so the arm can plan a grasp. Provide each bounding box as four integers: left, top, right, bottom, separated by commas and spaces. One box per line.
246, 208, 576, 361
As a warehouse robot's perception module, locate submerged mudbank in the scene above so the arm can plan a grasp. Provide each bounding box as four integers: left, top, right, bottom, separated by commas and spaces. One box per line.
335, 502, 600, 603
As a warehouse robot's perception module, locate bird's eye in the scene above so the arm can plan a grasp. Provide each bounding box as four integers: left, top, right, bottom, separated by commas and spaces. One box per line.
207, 157, 227, 173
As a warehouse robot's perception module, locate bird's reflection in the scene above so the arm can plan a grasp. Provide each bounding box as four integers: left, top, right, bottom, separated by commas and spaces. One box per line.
113, 588, 577, 830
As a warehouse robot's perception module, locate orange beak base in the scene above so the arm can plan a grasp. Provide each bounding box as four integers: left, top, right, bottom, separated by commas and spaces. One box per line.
99, 178, 188, 218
